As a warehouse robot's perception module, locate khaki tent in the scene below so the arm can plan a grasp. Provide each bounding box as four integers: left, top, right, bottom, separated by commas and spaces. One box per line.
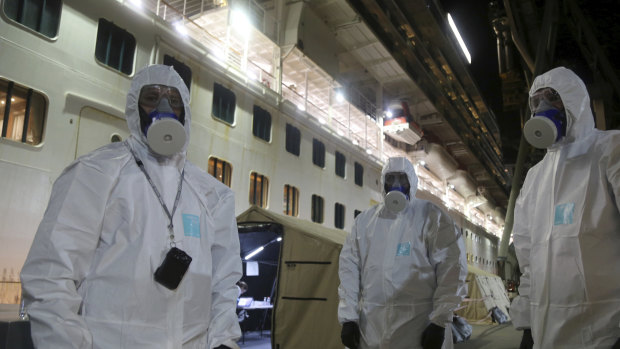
236, 206, 347, 349
456, 265, 511, 324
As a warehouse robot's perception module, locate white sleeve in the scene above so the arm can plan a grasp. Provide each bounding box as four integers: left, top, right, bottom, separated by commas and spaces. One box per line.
510, 191, 532, 330
20, 161, 115, 348
603, 133, 620, 331
207, 192, 243, 349
427, 209, 468, 326
338, 220, 361, 324
605, 132, 620, 216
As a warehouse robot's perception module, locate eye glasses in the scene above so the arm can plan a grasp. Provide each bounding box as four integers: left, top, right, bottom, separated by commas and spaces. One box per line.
529, 87, 563, 112
139, 84, 184, 109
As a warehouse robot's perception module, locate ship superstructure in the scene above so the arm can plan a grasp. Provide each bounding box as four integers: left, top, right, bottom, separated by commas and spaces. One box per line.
0, 0, 507, 303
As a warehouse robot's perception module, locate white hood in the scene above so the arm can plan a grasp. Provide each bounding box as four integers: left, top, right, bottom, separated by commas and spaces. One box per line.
126, 64, 191, 156
528, 66, 595, 146
381, 156, 419, 198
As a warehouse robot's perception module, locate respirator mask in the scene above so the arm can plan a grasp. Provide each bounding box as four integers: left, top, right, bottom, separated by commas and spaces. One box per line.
384, 172, 410, 213
523, 87, 567, 149
138, 84, 186, 156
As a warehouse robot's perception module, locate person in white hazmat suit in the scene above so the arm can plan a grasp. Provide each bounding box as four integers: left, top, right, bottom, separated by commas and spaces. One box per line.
511, 67, 620, 349
20, 65, 242, 349
338, 157, 467, 349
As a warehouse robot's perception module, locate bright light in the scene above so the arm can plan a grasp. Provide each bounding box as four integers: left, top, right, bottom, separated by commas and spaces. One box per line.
449, 184, 455, 189
386, 111, 393, 118
230, 9, 251, 38
174, 21, 188, 36
276, 237, 282, 242
419, 160, 426, 166
214, 48, 227, 62
336, 92, 345, 103
447, 14, 471, 64
319, 118, 326, 125
366, 149, 372, 154
128, 0, 142, 8
337, 129, 344, 136
352, 139, 359, 146
247, 71, 257, 81
297, 104, 306, 111
244, 246, 264, 260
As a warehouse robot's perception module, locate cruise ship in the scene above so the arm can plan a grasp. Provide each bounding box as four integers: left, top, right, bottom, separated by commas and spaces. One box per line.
0, 0, 517, 307
4, 0, 619, 347
7, 1, 591, 348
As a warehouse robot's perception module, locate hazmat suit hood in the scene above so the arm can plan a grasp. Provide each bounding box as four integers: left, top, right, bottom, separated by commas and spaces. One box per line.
126, 64, 191, 158
528, 67, 595, 148
381, 156, 418, 198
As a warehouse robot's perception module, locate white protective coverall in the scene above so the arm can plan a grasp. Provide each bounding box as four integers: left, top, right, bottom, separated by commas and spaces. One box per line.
510, 67, 620, 348
338, 157, 467, 349
21, 65, 242, 349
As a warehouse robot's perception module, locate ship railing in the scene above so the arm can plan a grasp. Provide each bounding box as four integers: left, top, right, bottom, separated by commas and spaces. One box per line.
142, 0, 280, 93
137, 0, 383, 158
281, 84, 305, 112
145, 0, 278, 42
416, 168, 501, 236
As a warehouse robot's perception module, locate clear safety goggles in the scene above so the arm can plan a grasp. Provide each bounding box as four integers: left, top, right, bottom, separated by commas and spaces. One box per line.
529, 87, 564, 112
139, 84, 184, 109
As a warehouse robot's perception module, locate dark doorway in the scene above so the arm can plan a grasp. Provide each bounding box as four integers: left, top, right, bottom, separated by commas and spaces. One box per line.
237, 222, 283, 339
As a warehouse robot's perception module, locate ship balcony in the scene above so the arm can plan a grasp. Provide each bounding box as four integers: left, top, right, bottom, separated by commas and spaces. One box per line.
133, 0, 383, 160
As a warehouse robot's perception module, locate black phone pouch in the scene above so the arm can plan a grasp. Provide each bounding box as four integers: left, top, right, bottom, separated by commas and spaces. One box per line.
154, 247, 193, 290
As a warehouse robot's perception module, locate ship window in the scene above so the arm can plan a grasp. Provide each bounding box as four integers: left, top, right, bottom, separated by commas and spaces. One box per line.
285, 123, 300, 156
283, 184, 299, 217
252, 105, 271, 142
335, 151, 346, 178
312, 138, 325, 168
311, 194, 324, 224
354, 162, 363, 187
95, 18, 136, 75
163, 55, 192, 92
354, 210, 362, 218
249, 172, 269, 208
0, 78, 46, 145
212, 82, 236, 125
3, 0, 62, 38
208, 157, 232, 187
334, 203, 345, 229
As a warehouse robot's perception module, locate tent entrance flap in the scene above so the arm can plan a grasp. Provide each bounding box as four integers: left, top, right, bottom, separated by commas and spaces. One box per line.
236, 206, 348, 349
237, 222, 283, 338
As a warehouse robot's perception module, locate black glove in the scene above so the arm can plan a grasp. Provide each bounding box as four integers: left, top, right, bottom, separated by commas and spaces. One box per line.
519, 329, 534, 349
213, 346, 231, 349
612, 337, 620, 349
421, 323, 445, 349
341, 321, 360, 349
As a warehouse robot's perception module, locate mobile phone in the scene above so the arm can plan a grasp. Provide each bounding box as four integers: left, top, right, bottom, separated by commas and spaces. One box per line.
154, 247, 192, 290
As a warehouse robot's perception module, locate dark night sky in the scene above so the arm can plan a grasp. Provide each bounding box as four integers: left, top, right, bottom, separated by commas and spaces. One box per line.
439, 0, 503, 114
